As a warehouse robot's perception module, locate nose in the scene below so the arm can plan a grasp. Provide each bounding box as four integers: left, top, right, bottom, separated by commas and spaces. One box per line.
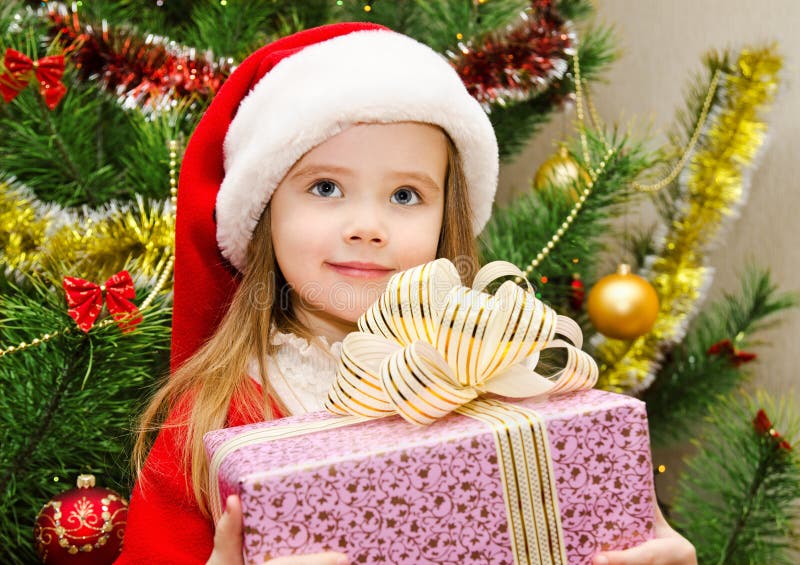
343, 201, 388, 246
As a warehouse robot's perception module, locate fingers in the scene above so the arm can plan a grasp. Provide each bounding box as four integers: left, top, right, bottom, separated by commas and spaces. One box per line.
592, 490, 696, 565
216, 494, 244, 545
593, 541, 657, 565
652, 503, 678, 537
264, 552, 349, 565
592, 537, 696, 565
207, 495, 244, 565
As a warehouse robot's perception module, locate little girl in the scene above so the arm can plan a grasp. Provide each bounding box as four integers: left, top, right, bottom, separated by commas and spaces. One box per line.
118, 23, 695, 565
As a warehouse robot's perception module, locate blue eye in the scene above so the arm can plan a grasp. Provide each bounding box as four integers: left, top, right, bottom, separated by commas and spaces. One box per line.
309, 180, 342, 198
391, 187, 421, 205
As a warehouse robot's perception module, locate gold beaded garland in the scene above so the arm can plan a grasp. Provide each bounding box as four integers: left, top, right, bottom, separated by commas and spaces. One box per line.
520, 47, 721, 277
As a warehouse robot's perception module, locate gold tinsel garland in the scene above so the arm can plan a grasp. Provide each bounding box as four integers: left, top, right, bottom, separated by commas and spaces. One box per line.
0, 179, 174, 287
0, 182, 50, 271
595, 47, 782, 392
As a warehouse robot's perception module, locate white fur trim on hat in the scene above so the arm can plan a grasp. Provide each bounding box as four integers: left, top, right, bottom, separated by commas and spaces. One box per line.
218, 29, 498, 271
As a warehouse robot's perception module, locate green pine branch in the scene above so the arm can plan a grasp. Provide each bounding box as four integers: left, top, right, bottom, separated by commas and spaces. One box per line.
610, 223, 658, 272
411, 0, 530, 54
332, 0, 424, 36
491, 23, 617, 160
554, 0, 595, 21
180, 0, 284, 58
52, 0, 332, 60
644, 268, 797, 446
180, 0, 331, 60
672, 391, 800, 565
0, 71, 138, 206
0, 74, 194, 206
50, 0, 173, 35
0, 274, 171, 563
122, 102, 195, 200
479, 128, 653, 319
2, 2, 47, 43
335, 0, 528, 52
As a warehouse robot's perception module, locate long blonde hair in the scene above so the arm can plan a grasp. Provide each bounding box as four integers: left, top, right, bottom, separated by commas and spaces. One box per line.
132, 134, 480, 516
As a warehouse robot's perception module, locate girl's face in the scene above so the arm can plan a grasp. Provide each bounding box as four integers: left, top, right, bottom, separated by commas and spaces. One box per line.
270, 122, 447, 343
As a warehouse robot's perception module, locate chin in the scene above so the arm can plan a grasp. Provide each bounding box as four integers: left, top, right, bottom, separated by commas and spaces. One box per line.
323, 285, 385, 318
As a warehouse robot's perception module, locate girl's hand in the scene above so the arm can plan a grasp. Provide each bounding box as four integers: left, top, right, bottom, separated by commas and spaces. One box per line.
207, 494, 348, 565
592, 502, 696, 565
207, 495, 246, 565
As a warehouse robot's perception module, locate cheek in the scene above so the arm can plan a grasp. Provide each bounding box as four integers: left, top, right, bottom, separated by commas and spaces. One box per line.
272, 208, 332, 262
394, 212, 442, 269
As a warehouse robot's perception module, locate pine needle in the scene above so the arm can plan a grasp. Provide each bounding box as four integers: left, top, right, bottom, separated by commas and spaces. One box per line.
644, 267, 797, 446
672, 391, 800, 565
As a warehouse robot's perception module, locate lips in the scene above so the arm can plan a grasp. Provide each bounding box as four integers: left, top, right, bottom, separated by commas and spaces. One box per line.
326, 261, 394, 280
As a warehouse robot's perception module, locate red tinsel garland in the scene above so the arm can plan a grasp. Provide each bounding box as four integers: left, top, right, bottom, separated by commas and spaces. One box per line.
44, 2, 231, 110
37, 0, 573, 113
450, 0, 573, 109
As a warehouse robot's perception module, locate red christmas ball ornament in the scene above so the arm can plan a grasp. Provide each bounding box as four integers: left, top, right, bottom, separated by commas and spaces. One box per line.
570, 273, 585, 310
34, 474, 128, 564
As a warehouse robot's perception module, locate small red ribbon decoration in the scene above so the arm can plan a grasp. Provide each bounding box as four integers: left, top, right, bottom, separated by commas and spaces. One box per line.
753, 409, 792, 451
0, 48, 67, 110
62, 271, 142, 333
707, 339, 757, 367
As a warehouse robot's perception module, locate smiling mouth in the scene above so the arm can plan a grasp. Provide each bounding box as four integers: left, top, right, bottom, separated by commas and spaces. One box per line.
326, 262, 394, 279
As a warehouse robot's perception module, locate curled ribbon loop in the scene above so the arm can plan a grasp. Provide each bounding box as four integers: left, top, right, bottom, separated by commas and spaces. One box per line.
62, 270, 143, 333
326, 259, 599, 425
0, 48, 67, 110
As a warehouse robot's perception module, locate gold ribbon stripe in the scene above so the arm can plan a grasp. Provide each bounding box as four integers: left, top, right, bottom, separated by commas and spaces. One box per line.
458, 399, 567, 565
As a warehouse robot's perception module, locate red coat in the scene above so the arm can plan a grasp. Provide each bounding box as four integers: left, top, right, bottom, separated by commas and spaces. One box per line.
116, 391, 284, 564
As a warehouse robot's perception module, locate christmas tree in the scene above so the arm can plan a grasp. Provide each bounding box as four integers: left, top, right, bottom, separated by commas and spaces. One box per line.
1, 1, 797, 563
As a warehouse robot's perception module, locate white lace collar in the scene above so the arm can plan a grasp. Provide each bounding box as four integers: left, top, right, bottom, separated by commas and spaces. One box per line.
268, 330, 343, 359
248, 330, 343, 416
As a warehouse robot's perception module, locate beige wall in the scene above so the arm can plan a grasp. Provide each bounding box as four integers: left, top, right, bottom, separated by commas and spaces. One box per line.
499, 0, 800, 496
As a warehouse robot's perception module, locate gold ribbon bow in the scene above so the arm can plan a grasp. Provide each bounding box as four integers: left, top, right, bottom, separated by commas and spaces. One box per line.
325, 259, 598, 425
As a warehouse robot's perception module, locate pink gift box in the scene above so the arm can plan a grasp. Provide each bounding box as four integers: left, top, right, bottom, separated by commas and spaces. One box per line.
204, 389, 655, 564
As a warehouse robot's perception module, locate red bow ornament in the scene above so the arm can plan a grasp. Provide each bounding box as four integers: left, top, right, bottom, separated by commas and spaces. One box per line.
0, 48, 67, 110
62, 271, 143, 333
707, 339, 757, 367
753, 409, 792, 452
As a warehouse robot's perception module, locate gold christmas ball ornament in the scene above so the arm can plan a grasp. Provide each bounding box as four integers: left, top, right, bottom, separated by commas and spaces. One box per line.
587, 264, 660, 340
533, 145, 589, 201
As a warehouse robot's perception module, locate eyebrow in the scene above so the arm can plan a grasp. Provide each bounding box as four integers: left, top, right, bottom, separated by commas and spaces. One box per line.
395, 171, 442, 191
288, 163, 354, 182
288, 163, 442, 191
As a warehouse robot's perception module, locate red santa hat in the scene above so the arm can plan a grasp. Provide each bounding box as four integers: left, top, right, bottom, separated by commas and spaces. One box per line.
171, 22, 499, 370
